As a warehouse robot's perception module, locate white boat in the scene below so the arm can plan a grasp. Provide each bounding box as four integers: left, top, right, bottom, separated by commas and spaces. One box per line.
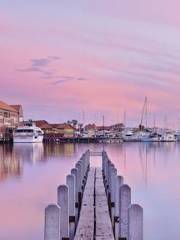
122, 128, 139, 141
141, 132, 161, 142
13, 122, 44, 143
160, 131, 176, 142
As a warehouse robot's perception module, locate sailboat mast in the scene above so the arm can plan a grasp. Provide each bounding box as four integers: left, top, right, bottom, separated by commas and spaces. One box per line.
140, 96, 148, 129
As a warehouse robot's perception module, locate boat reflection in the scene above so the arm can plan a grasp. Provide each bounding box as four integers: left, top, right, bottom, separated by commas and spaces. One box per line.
0, 144, 22, 181
0, 143, 77, 182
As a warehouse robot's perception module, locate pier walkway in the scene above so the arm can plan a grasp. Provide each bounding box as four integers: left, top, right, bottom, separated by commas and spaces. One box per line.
74, 167, 114, 240
44, 150, 143, 240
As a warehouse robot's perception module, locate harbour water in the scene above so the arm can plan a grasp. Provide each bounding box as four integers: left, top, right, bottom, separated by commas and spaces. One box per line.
0, 143, 180, 240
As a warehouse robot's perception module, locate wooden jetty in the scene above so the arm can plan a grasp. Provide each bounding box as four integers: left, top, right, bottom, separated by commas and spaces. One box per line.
44, 150, 143, 240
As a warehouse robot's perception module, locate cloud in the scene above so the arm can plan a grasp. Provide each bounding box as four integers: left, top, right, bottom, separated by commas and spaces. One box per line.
31, 58, 50, 67
16, 56, 87, 85
53, 76, 87, 85
48, 56, 61, 60
16, 56, 60, 78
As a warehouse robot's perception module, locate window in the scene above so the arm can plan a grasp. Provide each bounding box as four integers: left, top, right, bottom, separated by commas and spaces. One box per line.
15, 129, 34, 133
4, 112, 10, 118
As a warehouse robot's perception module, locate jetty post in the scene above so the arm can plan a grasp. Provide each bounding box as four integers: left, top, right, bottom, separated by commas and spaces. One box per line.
57, 185, 69, 239
66, 174, 76, 239
110, 166, 117, 227
119, 184, 131, 240
71, 168, 78, 224
75, 162, 83, 216
44, 204, 61, 240
115, 175, 124, 239
128, 204, 143, 240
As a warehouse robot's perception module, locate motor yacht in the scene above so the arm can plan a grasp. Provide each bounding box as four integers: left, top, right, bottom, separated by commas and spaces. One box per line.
13, 121, 44, 143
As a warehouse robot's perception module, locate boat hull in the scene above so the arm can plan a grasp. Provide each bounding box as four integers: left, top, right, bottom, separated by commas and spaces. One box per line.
13, 135, 43, 143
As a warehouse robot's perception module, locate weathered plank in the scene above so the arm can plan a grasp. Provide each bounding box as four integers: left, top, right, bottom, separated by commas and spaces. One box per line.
74, 168, 95, 240
95, 168, 114, 240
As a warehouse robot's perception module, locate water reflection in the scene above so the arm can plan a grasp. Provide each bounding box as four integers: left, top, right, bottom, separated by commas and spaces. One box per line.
0, 142, 180, 240
0, 143, 77, 182
0, 144, 22, 181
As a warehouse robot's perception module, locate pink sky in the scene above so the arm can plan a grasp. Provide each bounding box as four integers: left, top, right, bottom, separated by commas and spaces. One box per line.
1, 0, 180, 126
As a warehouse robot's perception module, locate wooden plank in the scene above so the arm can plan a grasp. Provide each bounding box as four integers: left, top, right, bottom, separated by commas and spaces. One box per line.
74, 168, 95, 240
95, 168, 114, 240
74, 167, 114, 240
90, 152, 102, 156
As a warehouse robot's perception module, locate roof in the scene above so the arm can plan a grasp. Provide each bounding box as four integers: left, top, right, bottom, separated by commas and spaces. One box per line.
10, 105, 22, 112
0, 100, 18, 112
34, 120, 53, 129
51, 123, 76, 130
96, 126, 111, 131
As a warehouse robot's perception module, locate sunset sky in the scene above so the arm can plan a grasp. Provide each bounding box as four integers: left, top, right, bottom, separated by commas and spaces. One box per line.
1, 0, 180, 126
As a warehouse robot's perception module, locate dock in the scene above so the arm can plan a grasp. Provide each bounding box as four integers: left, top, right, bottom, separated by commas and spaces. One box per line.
44, 150, 143, 240
74, 167, 114, 240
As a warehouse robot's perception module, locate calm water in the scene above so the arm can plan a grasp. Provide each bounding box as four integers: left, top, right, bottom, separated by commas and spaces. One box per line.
0, 142, 180, 240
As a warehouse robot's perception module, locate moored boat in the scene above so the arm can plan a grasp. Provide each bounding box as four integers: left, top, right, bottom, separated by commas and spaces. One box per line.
13, 121, 44, 143
160, 131, 176, 142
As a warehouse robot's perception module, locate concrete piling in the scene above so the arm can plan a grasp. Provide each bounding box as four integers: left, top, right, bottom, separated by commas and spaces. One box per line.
75, 162, 82, 193
115, 176, 124, 239
66, 174, 76, 239
128, 204, 143, 240
57, 185, 69, 239
110, 166, 117, 226
71, 168, 78, 202
44, 204, 60, 240
119, 184, 131, 240
71, 168, 79, 225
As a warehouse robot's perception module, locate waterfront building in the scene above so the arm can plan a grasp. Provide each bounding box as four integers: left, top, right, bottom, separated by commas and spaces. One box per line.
0, 100, 23, 139
34, 120, 55, 135
51, 123, 76, 138
10, 105, 24, 123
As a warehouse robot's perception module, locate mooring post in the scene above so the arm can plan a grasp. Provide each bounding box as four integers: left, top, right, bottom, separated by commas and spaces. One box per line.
44, 204, 60, 240
128, 204, 143, 240
107, 160, 112, 193
75, 162, 82, 191
85, 150, 90, 174
119, 184, 131, 240
102, 151, 106, 174
102, 153, 108, 189
71, 168, 78, 225
105, 156, 110, 190
80, 159, 86, 190
115, 176, 124, 239
110, 166, 117, 227
75, 162, 83, 217
66, 174, 76, 239
71, 168, 78, 202
57, 185, 69, 240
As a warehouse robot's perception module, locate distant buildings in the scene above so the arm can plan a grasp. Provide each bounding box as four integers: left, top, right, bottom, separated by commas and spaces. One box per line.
34, 120, 125, 141
34, 121, 76, 138
0, 100, 23, 139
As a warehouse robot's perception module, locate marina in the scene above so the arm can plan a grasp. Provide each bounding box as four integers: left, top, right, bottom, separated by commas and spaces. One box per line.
0, 99, 180, 144
1, 0, 180, 239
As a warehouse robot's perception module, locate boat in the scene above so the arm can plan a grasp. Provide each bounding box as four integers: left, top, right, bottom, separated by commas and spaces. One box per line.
160, 131, 176, 142
122, 128, 139, 141
13, 121, 44, 143
141, 132, 161, 142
